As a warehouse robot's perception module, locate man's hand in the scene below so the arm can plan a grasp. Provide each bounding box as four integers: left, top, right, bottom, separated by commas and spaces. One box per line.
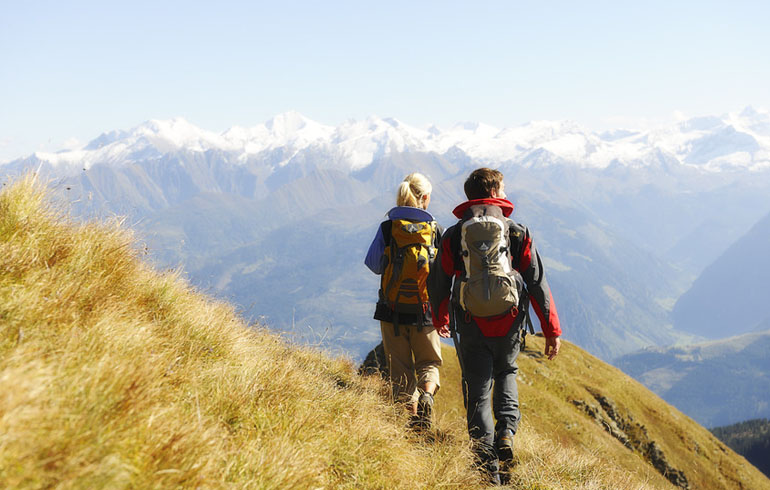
436, 324, 451, 338
544, 336, 561, 360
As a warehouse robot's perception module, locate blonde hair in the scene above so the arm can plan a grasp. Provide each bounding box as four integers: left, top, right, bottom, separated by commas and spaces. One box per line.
396, 173, 432, 208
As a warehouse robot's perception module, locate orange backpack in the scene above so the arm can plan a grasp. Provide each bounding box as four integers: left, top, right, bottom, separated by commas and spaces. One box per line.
381, 219, 438, 323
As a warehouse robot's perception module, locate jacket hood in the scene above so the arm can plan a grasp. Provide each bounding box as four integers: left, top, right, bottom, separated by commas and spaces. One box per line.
452, 198, 514, 218
387, 206, 435, 222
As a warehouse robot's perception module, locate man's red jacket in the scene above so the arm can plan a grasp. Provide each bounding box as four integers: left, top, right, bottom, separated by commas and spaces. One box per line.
428, 198, 562, 338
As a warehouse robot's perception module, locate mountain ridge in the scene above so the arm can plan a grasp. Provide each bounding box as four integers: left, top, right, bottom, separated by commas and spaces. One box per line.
672, 207, 770, 338
12, 107, 770, 172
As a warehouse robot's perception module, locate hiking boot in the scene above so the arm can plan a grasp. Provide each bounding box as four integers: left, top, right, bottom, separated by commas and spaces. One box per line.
415, 392, 434, 430
407, 414, 422, 431
477, 458, 501, 486
496, 428, 515, 463
484, 469, 501, 486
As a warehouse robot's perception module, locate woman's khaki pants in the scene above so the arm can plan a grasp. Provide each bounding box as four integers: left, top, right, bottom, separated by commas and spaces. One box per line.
380, 321, 442, 405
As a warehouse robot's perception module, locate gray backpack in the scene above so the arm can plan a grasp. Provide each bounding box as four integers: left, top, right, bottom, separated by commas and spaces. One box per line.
458, 205, 523, 317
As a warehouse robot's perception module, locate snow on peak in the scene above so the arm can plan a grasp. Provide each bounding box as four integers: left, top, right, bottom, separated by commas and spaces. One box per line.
85, 129, 128, 150
727, 106, 770, 137
265, 111, 312, 133
328, 116, 434, 170
222, 112, 333, 156
131, 117, 228, 152
11, 108, 770, 172
639, 109, 770, 170
30, 118, 231, 169
738, 105, 767, 120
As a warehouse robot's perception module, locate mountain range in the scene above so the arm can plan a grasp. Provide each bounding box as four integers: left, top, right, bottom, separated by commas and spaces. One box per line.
11, 107, 770, 173
3, 107, 770, 361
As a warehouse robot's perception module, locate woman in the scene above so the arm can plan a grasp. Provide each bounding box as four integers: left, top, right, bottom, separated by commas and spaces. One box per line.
364, 173, 443, 430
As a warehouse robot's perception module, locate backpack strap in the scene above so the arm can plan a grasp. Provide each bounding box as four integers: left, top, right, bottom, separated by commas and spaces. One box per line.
428, 220, 438, 260
387, 236, 403, 337
507, 220, 533, 337
381, 220, 393, 241
516, 277, 535, 350
392, 309, 400, 337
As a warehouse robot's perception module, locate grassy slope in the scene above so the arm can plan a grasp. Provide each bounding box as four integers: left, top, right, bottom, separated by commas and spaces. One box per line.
0, 177, 479, 489
1, 176, 767, 489
434, 336, 770, 489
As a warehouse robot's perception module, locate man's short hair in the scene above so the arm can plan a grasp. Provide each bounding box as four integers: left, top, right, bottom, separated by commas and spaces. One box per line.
464, 168, 504, 200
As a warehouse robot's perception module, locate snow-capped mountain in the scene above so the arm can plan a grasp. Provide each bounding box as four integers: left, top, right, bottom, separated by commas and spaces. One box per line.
4, 107, 770, 362
18, 107, 770, 173
222, 111, 334, 157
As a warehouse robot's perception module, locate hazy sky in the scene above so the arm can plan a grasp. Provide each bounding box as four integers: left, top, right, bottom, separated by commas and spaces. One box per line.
2, 0, 769, 161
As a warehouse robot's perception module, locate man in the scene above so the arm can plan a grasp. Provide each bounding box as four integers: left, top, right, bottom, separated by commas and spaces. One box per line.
428, 168, 561, 484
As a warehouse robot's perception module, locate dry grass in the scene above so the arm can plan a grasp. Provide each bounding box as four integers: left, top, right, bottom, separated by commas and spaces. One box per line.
434, 343, 661, 490
434, 334, 770, 489
0, 176, 480, 489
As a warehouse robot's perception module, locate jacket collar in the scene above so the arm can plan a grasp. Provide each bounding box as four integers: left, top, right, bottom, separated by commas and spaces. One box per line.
387, 206, 435, 222
452, 198, 514, 218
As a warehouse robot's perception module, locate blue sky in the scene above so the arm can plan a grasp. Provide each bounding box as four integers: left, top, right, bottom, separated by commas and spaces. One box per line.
1, 0, 769, 161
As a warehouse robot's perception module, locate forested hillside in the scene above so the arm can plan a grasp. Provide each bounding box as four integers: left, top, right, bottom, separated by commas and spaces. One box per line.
711, 419, 770, 478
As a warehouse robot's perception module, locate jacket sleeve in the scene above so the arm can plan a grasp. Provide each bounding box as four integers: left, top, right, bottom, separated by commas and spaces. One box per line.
428, 225, 457, 328
516, 226, 562, 338
364, 223, 386, 274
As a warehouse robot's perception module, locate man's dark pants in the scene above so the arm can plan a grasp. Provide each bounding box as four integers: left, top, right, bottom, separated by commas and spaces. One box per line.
456, 311, 522, 472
